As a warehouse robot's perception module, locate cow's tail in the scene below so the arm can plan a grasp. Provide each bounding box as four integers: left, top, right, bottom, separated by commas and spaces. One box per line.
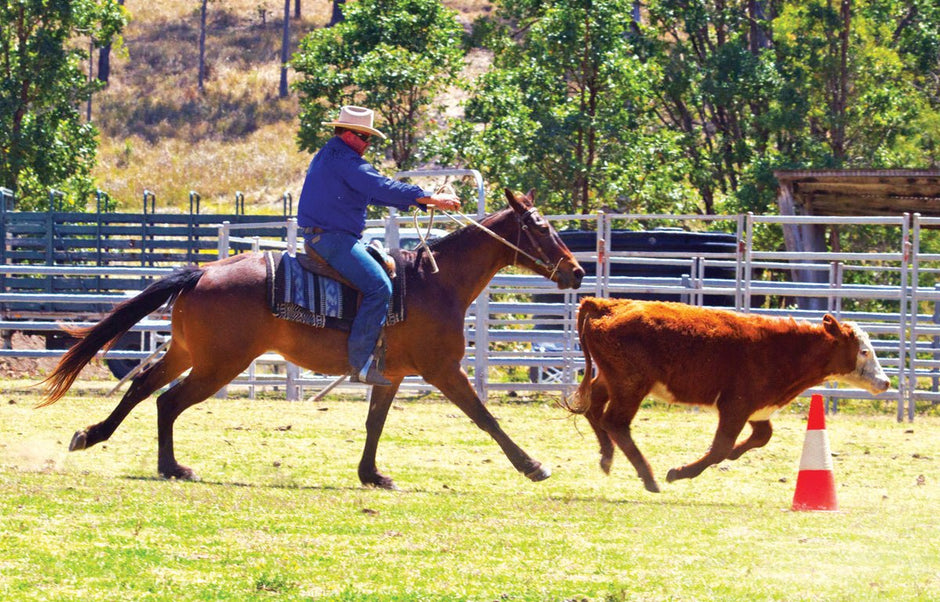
564, 300, 598, 415
38, 266, 205, 407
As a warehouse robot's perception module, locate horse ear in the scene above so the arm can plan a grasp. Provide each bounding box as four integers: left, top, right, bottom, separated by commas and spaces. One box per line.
504, 188, 524, 212
822, 314, 842, 338
526, 188, 536, 203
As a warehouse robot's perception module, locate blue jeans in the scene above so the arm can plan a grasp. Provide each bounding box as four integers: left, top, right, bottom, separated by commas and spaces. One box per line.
306, 232, 392, 372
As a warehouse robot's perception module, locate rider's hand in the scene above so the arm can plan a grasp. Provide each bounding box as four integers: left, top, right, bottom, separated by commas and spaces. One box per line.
419, 193, 461, 212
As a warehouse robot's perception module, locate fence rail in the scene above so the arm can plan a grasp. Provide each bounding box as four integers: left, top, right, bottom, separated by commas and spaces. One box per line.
3, 208, 940, 421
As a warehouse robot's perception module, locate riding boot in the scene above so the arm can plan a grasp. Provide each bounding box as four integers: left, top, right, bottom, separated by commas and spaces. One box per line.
349, 354, 391, 386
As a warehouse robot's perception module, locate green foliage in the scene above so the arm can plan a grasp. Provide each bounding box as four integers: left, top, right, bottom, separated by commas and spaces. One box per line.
0, 0, 127, 210
454, 0, 691, 217
772, 0, 924, 167
453, 0, 939, 218
291, 0, 465, 170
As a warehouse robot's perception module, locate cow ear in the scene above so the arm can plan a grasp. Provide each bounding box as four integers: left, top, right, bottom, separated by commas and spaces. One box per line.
823, 314, 842, 338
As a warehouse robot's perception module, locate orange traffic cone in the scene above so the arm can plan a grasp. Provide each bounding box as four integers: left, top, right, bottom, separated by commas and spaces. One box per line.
792, 394, 838, 511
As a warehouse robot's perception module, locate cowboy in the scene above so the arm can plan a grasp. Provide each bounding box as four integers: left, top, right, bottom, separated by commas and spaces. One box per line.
297, 105, 461, 386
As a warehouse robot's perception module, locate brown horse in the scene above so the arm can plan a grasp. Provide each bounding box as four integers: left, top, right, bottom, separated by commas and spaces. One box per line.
40, 189, 585, 488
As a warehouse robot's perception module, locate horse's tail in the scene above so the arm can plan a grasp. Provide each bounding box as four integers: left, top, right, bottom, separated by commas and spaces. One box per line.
38, 266, 205, 406
564, 297, 601, 415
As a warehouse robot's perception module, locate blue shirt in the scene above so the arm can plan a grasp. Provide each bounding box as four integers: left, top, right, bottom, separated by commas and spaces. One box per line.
297, 137, 432, 237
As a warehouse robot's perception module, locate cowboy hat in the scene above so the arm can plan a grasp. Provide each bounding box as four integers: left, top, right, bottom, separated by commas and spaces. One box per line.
322, 105, 387, 139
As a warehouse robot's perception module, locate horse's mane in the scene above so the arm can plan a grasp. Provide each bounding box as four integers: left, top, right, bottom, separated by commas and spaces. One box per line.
423, 206, 510, 249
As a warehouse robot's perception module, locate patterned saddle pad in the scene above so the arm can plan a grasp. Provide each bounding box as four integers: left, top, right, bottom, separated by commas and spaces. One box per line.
265, 250, 407, 331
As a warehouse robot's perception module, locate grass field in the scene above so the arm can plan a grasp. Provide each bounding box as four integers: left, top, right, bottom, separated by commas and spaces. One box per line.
1, 379, 937, 601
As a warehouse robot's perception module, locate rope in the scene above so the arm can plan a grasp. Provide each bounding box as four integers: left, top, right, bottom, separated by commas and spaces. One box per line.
412, 183, 456, 274
412, 181, 557, 278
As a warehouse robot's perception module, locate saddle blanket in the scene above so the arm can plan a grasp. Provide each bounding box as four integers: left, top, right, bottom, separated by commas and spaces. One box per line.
265, 251, 406, 331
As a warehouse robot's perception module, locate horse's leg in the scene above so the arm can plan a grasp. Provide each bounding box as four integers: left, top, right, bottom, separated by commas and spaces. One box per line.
154, 367, 243, 480
357, 380, 402, 489
666, 409, 749, 483
426, 367, 550, 482
69, 344, 191, 452
727, 420, 773, 460
599, 389, 659, 493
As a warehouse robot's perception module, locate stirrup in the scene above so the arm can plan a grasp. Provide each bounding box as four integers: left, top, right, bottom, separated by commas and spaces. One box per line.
350, 356, 391, 386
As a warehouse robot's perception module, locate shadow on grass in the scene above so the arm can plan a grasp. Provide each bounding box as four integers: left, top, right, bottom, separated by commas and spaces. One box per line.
120, 473, 365, 493
116, 474, 756, 510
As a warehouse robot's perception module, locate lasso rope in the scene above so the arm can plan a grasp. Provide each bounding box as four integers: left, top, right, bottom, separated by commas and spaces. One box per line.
413, 182, 559, 279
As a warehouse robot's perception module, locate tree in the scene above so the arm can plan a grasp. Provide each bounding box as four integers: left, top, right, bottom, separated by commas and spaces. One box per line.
292, 0, 464, 169
97, 0, 126, 83
455, 0, 689, 217
280, 0, 290, 98
198, 0, 208, 92
0, 0, 126, 210
637, 0, 782, 214
771, 0, 935, 169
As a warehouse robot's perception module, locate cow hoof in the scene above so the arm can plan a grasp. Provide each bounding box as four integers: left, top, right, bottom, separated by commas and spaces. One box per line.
68, 430, 87, 451
599, 455, 613, 474
525, 464, 551, 482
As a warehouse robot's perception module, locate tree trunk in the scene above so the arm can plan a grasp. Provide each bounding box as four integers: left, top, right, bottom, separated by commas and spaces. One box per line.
294, 0, 301, 19
97, 0, 124, 83
279, 0, 290, 98
831, 0, 852, 162
329, 0, 345, 26
198, 0, 208, 92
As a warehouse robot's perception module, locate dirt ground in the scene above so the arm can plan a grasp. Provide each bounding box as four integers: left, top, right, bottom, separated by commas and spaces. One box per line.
0, 332, 111, 380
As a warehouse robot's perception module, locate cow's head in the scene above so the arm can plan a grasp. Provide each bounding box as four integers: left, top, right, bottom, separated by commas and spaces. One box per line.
824, 315, 890, 395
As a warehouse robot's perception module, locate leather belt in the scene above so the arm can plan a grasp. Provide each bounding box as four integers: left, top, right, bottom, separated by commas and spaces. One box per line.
300, 226, 325, 235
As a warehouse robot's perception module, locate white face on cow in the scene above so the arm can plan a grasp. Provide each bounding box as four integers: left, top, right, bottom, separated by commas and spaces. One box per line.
831, 321, 890, 395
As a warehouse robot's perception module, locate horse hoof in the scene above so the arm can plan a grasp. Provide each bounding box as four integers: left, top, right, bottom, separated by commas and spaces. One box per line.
364, 479, 399, 491
644, 480, 661, 493
525, 464, 551, 482
599, 455, 613, 474
160, 466, 200, 482
68, 430, 87, 451
361, 474, 399, 490
665, 468, 680, 483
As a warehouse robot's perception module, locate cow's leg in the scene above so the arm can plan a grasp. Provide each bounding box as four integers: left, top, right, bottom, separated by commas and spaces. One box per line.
357, 380, 402, 490
425, 366, 550, 482
728, 420, 773, 460
583, 378, 615, 473
599, 390, 660, 492
666, 411, 749, 483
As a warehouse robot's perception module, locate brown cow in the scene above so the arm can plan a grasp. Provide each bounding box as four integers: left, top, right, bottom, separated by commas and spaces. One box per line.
569, 297, 890, 492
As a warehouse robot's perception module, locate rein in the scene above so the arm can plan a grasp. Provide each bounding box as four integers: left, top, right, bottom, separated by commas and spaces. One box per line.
438, 208, 562, 281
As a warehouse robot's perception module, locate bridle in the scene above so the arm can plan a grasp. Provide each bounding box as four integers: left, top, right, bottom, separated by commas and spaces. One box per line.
438, 206, 564, 281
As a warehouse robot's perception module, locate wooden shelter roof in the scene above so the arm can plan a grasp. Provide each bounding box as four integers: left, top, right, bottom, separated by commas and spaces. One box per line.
774, 169, 940, 216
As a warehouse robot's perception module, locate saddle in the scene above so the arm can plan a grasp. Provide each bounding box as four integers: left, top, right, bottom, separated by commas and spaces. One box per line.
264, 246, 407, 333
298, 240, 396, 286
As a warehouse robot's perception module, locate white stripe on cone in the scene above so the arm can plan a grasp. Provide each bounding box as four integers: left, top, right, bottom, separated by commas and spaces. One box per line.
797, 430, 833, 472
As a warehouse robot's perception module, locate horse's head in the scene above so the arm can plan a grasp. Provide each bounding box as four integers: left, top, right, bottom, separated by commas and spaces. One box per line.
504, 188, 585, 290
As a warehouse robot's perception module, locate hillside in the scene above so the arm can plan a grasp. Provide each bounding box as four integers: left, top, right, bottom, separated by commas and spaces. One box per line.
92, 0, 492, 214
